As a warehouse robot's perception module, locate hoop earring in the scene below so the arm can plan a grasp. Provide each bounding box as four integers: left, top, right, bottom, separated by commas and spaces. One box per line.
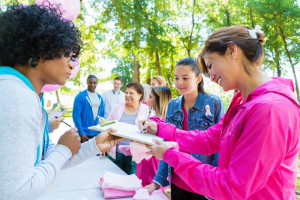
28, 58, 39, 68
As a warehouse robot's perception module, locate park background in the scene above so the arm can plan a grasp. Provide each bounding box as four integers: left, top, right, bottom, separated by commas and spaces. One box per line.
1, 0, 300, 195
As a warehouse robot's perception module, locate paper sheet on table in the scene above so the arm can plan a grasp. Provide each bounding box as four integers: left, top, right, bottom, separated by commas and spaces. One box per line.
89, 122, 163, 145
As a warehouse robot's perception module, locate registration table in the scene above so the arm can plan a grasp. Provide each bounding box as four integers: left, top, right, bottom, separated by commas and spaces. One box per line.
38, 156, 133, 200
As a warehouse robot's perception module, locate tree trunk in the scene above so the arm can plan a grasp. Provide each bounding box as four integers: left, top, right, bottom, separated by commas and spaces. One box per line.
155, 51, 161, 75
275, 48, 281, 77
225, 8, 231, 26
187, 0, 196, 57
167, 54, 174, 86
249, 8, 255, 28
146, 67, 151, 84
146, 53, 153, 84
133, 54, 140, 83
55, 90, 61, 104
278, 25, 299, 101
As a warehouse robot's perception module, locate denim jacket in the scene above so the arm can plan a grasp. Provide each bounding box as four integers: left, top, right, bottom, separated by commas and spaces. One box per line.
153, 92, 225, 187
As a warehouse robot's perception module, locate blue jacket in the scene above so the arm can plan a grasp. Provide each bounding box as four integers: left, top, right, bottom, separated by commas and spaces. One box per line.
153, 92, 225, 187
72, 90, 105, 137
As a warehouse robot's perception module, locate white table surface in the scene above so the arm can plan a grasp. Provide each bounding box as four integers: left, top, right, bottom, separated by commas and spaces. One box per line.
38, 156, 132, 200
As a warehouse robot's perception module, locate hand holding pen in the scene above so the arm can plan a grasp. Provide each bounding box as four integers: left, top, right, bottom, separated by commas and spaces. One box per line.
138, 120, 158, 135
54, 116, 72, 127
142, 106, 152, 133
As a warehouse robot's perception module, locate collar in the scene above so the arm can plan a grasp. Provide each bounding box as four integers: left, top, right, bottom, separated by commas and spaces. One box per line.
112, 89, 120, 95
174, 96, 184, 113
0, 66, 35, 92
174, 93, 205, 112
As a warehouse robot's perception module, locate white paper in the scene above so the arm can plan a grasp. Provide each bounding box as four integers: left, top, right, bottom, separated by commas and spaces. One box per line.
89, 122, 163, 145
48, 110, 64, 119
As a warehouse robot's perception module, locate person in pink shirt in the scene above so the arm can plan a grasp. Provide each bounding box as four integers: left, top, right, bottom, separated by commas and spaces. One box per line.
121, 86, 172, 186
142, 25, 300, 199
136, 86, 172, 186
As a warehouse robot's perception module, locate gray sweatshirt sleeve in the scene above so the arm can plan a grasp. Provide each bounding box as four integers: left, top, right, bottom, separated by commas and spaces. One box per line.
0, 79, 102, 200
45, 138, 101, 170
0, 80, 73, 200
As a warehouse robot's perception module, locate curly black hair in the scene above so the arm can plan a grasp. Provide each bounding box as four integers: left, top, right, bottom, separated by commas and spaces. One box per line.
0, 3, 83, 67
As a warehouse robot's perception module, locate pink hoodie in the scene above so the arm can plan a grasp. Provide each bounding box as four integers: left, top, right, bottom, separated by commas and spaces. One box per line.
135, 117, 164, 186
157, 78, 300, 200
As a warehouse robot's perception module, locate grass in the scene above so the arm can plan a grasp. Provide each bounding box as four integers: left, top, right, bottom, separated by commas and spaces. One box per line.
62, 110, 72, 118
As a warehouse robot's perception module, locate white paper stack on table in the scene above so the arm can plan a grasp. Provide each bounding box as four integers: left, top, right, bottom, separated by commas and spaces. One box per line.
89, 121, 163, 145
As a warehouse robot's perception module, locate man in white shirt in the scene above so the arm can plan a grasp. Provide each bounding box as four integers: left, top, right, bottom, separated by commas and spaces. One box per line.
73, 75, 105, 142
102, 77, 125, 118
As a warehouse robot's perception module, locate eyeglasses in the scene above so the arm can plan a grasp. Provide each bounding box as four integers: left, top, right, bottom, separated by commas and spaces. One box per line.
67, 58, 77, 67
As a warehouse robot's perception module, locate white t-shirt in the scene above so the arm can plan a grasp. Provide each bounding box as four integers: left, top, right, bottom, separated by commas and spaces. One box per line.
102, 90, 125, 118
87, 90, 101, 120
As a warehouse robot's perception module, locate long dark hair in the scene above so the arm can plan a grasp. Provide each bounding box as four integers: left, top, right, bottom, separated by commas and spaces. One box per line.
176, 57, 205, 93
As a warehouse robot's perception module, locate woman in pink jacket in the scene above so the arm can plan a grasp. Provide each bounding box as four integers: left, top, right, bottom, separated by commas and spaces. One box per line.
136, 86, 172, 186
143, 25, 300, 199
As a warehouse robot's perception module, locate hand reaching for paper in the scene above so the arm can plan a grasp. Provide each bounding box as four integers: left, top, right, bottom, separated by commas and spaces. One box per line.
138, 120, 158, 134
95, 128, 124, 152
148, 140, 179, 160
144, 182, 160, 193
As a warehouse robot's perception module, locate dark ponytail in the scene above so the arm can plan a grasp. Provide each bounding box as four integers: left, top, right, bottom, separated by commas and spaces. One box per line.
176, 57, 205, 93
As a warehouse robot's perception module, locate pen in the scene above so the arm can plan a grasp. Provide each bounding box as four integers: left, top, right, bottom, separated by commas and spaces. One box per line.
55, 116, 72, 127
142, 106, 152, 133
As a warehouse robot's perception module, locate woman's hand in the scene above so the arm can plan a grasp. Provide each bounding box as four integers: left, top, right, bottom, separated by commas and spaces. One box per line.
144, 182, 160, 193
138, 120, 158, 134
148, 139, 173, 160
57, 128, 81, 156
95, 128, 124, 152
50, 117, 64, 130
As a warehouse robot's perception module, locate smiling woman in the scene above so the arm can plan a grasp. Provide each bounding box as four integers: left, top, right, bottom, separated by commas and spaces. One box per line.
143, 25, 300, 200
107, 82, 151, 174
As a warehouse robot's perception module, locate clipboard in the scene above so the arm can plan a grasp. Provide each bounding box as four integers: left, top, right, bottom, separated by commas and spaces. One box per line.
48, 109, 66, 119
89, 122, 163, 146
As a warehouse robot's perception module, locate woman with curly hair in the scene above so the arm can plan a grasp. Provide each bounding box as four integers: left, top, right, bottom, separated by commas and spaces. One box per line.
0, 4, 121, 200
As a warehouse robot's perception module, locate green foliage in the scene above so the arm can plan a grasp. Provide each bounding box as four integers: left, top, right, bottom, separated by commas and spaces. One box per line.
111, 58, 134, 91
62, 110, 73, 118
1, 0, 299, 101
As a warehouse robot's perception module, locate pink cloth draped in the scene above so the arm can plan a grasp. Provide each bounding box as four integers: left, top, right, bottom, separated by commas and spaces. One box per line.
133, 189, 169, 200
99, 171, 142, 199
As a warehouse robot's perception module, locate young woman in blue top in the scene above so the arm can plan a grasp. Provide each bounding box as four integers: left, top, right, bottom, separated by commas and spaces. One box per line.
145, 57, 225, 200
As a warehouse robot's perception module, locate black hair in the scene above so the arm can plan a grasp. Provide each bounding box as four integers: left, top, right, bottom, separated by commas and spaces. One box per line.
0, 4, 83, 67
87, 75, 98, 82
176, 57, 205, 93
